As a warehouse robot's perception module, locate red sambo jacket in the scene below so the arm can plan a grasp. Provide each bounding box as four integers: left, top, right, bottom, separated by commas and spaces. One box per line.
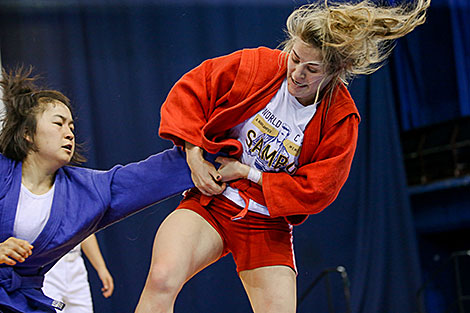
160, 47, 360, 225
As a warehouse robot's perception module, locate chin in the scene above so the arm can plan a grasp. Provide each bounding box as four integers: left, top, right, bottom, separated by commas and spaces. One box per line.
287, 85, 300, 97
59, 156, 73, 166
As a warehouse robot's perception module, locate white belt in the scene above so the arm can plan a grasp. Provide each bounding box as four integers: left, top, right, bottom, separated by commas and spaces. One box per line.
222, 186, 270, 216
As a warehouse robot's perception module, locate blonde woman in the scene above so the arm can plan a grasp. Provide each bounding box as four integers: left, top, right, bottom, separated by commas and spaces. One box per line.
136, 1, 430, 312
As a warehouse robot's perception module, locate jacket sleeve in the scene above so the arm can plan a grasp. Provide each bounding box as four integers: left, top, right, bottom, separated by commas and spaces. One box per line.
263, 114, 359, 218
159, 51, 243, 148
95, 147, 194, 230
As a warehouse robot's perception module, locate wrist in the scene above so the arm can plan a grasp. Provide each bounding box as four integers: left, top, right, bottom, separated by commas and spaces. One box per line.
247, 167, 262, 184
97, 266, 110, 275
185, 143, 204, 166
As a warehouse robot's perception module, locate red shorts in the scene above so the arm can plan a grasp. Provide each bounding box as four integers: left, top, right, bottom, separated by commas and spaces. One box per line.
176, 189, 296, 273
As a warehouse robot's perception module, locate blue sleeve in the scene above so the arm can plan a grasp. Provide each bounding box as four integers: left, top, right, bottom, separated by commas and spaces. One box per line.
96, 146, 194, 229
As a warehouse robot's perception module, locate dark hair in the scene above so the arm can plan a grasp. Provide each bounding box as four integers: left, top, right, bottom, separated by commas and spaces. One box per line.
0, 66, 86, 163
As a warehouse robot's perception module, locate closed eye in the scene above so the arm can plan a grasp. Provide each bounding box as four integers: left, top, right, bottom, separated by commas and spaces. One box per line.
290, 54, 300, 64
307, 67, 318, 73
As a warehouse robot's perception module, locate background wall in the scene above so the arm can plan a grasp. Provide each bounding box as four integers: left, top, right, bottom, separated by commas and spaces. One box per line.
0, 0, 468, 312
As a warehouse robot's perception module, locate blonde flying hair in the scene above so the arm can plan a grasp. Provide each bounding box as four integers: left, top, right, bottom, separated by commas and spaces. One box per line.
282, 0, 431, 83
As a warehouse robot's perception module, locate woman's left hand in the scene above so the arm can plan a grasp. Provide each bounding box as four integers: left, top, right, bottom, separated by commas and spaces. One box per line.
97, 267, 114, 298
215, 156, 250, 182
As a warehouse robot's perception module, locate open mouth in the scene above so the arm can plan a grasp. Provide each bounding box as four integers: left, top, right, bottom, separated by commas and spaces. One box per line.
62, 144, 73, 152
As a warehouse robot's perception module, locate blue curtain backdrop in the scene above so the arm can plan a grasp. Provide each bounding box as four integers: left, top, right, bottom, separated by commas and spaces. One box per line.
393, 0, 470, 131
0, 0, 458, 312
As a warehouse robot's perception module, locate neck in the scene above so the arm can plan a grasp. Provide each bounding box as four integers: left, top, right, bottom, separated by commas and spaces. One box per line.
22, 156, 58, 195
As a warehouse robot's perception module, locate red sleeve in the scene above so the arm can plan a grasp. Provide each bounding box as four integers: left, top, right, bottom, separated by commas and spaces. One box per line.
263, 114, 359, 218
159, 51, 243, 148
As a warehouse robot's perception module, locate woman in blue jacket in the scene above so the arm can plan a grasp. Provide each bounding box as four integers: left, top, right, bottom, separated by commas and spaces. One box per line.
0, 67, 195, 313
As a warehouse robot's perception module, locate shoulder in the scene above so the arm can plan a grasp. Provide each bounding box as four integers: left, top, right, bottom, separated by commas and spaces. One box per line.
0, 153, 16, 178
231, 47, 286, 96
327, 82, 361, 124
0, 153, 20, 197
0, 153, 9, 165
62, 165, 118, 185
240, 46, 285, 73
62, 163, 127, 187
60, 166, 110, 194
207, 47, 285, 76
0, 153, 14, 165
209, 46, 283, 62
60, 165, 119, 206
242, 46, 284, 61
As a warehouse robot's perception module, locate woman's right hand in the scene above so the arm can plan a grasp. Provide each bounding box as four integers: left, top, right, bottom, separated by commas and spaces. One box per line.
185, 142, 226, 196
0, 237, 33, 265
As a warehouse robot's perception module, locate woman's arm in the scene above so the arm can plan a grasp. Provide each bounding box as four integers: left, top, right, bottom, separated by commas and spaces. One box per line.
81, 234, 114, 298
96, 146, 195, 230
215, 156, 259, 185
263, 114, 359, 217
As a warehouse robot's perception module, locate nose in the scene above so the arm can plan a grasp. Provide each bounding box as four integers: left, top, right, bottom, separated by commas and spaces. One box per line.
293, 64, 306, 79
65, 127, 74, 141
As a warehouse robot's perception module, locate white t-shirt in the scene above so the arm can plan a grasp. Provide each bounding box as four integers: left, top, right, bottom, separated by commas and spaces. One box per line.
13, 184, 55, 243
223, 78, 318, 215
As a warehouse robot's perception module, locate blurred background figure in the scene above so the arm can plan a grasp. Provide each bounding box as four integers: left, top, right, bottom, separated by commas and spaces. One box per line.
43, 234, 114, 313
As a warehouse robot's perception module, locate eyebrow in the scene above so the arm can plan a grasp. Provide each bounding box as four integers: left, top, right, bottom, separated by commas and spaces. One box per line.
292, 49, 323, 67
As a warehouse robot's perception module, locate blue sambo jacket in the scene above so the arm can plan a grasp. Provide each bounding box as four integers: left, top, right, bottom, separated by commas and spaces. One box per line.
0, 147, 194, 312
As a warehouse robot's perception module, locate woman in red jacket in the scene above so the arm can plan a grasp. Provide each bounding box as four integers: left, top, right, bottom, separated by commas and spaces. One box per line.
136, 1, 430, 312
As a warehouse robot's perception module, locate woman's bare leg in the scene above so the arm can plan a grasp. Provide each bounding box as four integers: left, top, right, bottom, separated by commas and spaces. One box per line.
239, 265, 297, 313
135, 209, 224, 313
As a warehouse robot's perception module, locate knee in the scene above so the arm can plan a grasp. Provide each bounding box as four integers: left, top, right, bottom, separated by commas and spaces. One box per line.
145, 263, 182, 295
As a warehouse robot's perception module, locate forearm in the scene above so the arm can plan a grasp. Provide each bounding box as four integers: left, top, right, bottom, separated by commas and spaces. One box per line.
185, 142, 206, 171
81, 234, 114, 298
81, 234, 107, 272
97, 147, 194, 230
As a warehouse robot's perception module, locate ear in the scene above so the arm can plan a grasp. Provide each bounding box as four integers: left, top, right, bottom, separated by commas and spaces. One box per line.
24, 130, 33, 143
